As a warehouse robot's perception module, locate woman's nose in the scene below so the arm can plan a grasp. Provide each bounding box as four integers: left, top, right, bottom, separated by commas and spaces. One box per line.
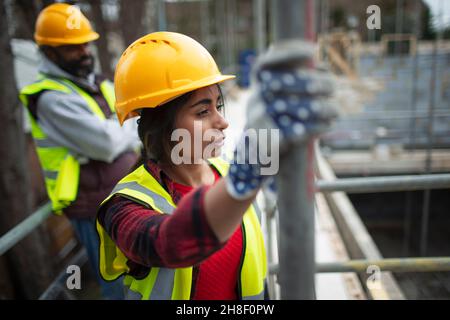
216, 112, 229, 131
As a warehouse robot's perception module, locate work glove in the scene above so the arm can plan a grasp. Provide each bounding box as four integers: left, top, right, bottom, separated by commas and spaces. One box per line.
225, 40, 338, 200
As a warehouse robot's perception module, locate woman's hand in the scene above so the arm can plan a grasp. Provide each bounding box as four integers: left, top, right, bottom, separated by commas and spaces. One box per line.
205, 41, 339, 242
226, 41, 338, 200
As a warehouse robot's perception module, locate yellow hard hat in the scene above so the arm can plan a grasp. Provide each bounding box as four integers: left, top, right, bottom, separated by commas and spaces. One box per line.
114, 32, 235, 125
34, 3, 99, 46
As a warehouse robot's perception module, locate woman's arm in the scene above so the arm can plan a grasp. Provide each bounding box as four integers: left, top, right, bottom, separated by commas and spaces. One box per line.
204, 178, 257, 243
98, 186, 227, 268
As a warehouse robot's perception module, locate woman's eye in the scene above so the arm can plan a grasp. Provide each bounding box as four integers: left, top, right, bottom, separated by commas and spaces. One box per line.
196, 103, 223, 117
197, 109, 209, 116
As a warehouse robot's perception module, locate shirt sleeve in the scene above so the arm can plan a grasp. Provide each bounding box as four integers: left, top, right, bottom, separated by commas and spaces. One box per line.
37, 90, 141, 163
97, 185, 224, 269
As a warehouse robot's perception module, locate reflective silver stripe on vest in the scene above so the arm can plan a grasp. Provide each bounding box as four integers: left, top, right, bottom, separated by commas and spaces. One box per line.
125, 288, 142, 300
111, 181, 175, 214
253, 201, 262, 223
43, 77, 101, 115
149, 268, 175, 300
242, 290, 265, 300
43, 170, 58, 180
35, 138, 59, 148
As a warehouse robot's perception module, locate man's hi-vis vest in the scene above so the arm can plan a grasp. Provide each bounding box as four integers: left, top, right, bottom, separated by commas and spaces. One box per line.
96, 157, 268, 300
19, 74, 115, 214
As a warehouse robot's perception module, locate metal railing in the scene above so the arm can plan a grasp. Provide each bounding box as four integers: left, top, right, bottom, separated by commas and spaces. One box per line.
265, 172, 450, 299
269, 257, 450, 274
316, 174, 450, 194
39, 248, 88, 300
0, 201, 89, 299
263, 0, 444, 300
3, 174, 450, 257
0, 202, 52, 256
1, 172, 450, 298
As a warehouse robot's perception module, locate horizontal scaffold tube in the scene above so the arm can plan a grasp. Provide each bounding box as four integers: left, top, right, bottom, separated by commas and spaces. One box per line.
316, 174, 450, 193
269, 257, 450, 274
1, 175, 450, 256
0, 202, 52, 256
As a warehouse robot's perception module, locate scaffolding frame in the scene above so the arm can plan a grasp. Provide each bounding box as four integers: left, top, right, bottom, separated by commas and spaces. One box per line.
2, 0, 449, 301
268, 0, 449, 300
1, 171, 450, 298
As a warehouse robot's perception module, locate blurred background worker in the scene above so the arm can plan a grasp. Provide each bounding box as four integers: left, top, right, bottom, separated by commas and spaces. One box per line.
19, 3, 140, 300
96, 32, 335, 300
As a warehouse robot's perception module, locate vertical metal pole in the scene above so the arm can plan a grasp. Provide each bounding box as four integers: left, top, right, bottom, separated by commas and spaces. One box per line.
228, 0, 237, 73
395, 0, 404, 56
254, 0, 267, 55
420, 0, 443, 256
273, 0, 316, 300
215, 0, 226, 70
320, 0, 329, 35
272, 0, 307, 41
403, 0, 422, 257
263, 193, 278, 299
369, 28, 375, 43
225, 0, 231, 70
391, 0, 403, 78
158, 0, 167, 31
200, 0, 210, 49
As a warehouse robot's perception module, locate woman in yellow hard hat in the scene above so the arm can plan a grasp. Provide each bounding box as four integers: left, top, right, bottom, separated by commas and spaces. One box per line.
96, 31, 335, 300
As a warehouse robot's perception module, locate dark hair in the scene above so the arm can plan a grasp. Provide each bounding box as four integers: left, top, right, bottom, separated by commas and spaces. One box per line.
137, 92, 192, 165
137, 84, 225, 165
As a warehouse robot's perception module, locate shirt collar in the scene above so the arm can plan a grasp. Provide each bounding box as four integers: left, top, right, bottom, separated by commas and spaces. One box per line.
143, 159, 221, 204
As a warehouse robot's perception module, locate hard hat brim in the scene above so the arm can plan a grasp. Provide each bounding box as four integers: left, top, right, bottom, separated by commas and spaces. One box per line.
118, 73, 236, 125
35, 31, 100, 46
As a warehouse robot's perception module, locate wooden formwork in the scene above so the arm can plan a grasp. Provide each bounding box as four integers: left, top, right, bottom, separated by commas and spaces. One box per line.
318, 31, 362, 79
380, 34, 417, 56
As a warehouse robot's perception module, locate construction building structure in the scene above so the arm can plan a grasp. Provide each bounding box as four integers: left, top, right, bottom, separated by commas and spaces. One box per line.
1, 0, 450, 299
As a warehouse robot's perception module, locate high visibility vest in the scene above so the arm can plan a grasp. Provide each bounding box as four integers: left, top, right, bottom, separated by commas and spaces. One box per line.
19, 75, 116, 214
96, 157, 267, 300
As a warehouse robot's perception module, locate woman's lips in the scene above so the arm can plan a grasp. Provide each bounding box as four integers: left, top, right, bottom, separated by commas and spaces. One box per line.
211, 136, 225, 147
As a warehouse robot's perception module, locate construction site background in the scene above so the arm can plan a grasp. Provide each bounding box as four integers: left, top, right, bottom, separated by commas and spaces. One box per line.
1, 0, 450, 300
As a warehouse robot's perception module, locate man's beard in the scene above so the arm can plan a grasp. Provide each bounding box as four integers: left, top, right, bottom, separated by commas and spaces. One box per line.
54, 51, 95, 79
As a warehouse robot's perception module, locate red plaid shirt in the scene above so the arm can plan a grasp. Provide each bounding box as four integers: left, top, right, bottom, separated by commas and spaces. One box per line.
97, 160, 243, 299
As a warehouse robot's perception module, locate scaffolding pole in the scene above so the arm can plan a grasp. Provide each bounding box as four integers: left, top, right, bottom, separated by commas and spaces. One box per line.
157, 0, 167, 31
39, 248, 88, 300
319, 0, 329, 35
215, 0, 226, 70
254, 0, 267, 55
269, 257, 450, 274
420, 0, 444, 256
2, 174, 448, 257
395, 0, 404, 58
0, 202, 52, 256
317, 174, 450, 194
404, 0, 423, 256
228, 0, 237, 73
200, 0, 210, 50
273, 0, 316, 300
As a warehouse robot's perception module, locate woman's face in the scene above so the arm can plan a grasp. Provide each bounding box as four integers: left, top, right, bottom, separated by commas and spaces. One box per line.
173, 85, 229, 163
